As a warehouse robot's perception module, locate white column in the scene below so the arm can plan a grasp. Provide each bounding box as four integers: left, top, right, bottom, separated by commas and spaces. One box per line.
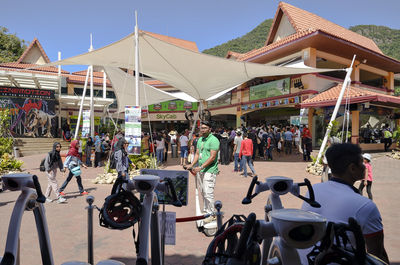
90, 65, 94, 138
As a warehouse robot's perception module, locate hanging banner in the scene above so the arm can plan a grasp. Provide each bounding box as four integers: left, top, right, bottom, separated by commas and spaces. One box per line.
125, 106, 141, 155
82, 110, 91, 138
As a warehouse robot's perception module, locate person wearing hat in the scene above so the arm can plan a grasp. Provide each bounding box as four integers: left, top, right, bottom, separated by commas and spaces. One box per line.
358, 153, 374, 200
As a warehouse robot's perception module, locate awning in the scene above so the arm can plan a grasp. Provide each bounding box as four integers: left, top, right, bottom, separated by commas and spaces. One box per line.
42, 31, 339, 101
0, 70, 60, 90
300, 83, 400, 108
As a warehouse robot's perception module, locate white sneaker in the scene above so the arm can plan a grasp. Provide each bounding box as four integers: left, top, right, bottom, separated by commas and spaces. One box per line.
57, 197, 67, 203
46, 198, 53, 203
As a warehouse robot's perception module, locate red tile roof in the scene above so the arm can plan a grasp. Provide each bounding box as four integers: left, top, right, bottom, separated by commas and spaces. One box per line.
0, 62, 69, 74
141, 30, 199, 52
67, 74, 112, 87
301, 84, 400, 108
269, 2, 382, 54
239, 28, 317, 61
17, 38, 51, 64
72, 70, 106, 78
238, 2, 383, 62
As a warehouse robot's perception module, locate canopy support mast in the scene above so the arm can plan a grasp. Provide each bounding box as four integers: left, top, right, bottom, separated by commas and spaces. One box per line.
135, 11, 139, 106
316, 55, 356, 163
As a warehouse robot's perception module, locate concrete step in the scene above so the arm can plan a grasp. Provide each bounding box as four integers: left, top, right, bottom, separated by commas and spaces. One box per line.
14, 138, 67, 157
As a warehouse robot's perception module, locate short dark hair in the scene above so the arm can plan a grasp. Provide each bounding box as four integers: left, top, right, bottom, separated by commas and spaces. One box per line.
243, 132, 248, 138
325, 143, 362, 176
201, 120, 211, 128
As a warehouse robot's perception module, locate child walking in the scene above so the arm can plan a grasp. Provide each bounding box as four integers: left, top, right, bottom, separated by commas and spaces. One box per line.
44, 142, 67, 203
358, 153, 373, 200
59, 140, 88, 196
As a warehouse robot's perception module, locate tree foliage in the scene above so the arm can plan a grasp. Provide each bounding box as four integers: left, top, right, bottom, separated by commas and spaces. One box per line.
202, 19, 273, 57
0, 27, 27, 63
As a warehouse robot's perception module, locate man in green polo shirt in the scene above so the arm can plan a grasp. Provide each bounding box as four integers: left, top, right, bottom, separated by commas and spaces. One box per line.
187, 121, 220, 219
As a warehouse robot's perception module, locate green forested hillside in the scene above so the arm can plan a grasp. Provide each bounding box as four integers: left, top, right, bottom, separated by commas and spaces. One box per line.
202, 19, 273, 57
349, 25, 400, 60
203, 21, 400, 61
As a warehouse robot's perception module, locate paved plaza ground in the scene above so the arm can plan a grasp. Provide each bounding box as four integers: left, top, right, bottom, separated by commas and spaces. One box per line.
1, 151, 399, 264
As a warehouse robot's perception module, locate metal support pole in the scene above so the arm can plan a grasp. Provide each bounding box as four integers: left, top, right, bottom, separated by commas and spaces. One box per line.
135, 11, 139, 106
102, 69, 106, 99
89, 34, 95, 138
74, 67, 90, 140
58, 51, 62, 137
86, 196, 95, 265
316, 55, 356, 163
90, 65, 94, 138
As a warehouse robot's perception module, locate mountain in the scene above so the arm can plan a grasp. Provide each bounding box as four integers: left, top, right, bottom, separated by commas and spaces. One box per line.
202, 22, 400, 61
349, 25, 400, 60
202, 19, 273, 58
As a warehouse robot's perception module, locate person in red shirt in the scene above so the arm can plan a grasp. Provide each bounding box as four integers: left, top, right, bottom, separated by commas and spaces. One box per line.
239, 132, 256, 177
301, 126, 312, 161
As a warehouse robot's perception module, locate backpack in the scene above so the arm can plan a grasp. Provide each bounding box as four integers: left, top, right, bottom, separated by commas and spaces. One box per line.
109, 151, 116, 169
39, 158, 46, 172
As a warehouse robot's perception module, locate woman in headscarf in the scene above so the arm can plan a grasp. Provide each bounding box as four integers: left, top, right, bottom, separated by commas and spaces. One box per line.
85, 136, 94, 167
59, 140, 88, 195
94, 135, 102, 168
112, 138, 135, 193
44, 142, 67, 203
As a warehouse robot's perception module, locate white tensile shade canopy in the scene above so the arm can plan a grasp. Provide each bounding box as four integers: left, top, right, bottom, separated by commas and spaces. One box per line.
103, 66, 177, 112
45, 31, 338, 101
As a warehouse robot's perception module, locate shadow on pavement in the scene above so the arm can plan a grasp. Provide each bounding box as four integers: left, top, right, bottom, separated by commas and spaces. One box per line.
109, 254, 204, 265
0, 200, 15, 207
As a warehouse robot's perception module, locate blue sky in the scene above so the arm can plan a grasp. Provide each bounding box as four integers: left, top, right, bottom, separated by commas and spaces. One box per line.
2, 0, 400, 72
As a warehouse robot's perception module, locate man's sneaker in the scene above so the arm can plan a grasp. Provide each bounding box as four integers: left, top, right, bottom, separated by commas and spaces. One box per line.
46, 198, 53, 203
57, 197, 67, 203
59, 191, 66, 196
81, 191, 89, 195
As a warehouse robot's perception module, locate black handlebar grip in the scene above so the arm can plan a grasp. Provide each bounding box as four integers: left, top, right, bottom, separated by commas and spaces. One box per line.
234, 212, 256, 259
298, 178, 321, 208
32, 175, 46, 203
242, 176, 258, 205
165, 178, 182, 207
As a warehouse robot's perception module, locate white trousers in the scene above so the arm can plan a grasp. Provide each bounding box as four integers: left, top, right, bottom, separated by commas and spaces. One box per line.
197, 172, 217, 214
45, 167, 60, 198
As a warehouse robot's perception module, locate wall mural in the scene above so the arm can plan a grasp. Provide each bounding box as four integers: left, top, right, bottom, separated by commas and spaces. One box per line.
0, 87, 56, 137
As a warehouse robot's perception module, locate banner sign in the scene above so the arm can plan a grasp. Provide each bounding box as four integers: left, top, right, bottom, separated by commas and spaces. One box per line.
241, 96, 300, 111
158, 212, 176, 245
0, 87, 55, 100
0, 87, 56, 137
148, 100, 198, 112
207, 92, 231, 109
81, 110, 91, 138
249, 77, 290, 101
125, 106, 141, 155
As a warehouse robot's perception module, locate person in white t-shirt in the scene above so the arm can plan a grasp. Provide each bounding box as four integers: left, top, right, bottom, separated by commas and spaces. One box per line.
179, 131, 189, 165
300, 143, 389, 264
294, 125, 301, 154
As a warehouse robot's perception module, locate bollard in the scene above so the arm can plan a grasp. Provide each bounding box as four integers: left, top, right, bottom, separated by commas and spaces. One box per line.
86, 195, 95, 265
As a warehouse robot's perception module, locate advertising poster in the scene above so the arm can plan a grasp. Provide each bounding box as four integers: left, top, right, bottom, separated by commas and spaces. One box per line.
139, 169, 189, 206
148, 100, 197, 112
0, 87, 56, 137
125, 106, 141, 155
82, 110, 91, 138
249, 77, 290, 101
207, 92, 231, 108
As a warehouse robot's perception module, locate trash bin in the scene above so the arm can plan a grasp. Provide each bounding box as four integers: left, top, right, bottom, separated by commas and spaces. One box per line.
13, 147, 20, 158
171, 144, 177, 158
